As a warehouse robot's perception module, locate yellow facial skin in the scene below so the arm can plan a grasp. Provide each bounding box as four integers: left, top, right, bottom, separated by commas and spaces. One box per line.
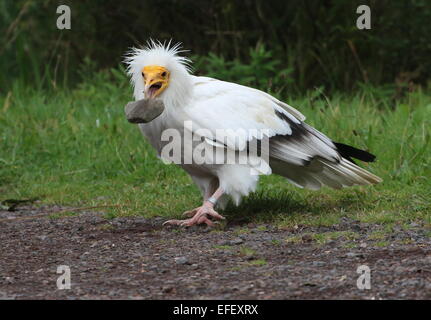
142, 65, 170, 98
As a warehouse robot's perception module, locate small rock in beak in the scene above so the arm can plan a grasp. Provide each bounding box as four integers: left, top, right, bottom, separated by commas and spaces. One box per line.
124, 98, 165, 123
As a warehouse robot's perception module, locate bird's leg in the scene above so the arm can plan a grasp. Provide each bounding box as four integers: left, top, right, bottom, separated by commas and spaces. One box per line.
182, 177, 219, 218
163, 187, 225, 227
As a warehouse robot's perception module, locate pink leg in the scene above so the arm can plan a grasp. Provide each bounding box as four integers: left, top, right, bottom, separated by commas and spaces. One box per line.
182, 177, 219, 218
163, 187, 225, 227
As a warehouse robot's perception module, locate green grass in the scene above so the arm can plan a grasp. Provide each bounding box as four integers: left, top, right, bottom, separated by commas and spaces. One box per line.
311, 231, 359, 245
368, 230, 388, 241
1, 68, 430, 228
284, 231, 360, 245
248, 259, 267, 266
374, 241, 390, 247
213, 245, 233, 250
239, 246, 257, 257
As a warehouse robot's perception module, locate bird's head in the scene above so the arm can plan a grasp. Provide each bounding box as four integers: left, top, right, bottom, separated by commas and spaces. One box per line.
125, 40, 192, 107
141, 65, 170, 99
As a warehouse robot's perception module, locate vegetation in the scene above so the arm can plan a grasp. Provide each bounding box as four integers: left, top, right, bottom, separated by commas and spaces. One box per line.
2, 0, 431, 92
1, 1, 430, 228
1, 63, 429, 226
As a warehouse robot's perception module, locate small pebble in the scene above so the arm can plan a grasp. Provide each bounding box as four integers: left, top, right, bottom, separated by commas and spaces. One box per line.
174, 256, 189, 265
229, 238, 244, 245
4, 277, 14, 284
311, 261, 325, 267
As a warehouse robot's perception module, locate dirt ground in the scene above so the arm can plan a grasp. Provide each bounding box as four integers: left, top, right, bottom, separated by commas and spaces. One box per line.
0, 205, 430, 300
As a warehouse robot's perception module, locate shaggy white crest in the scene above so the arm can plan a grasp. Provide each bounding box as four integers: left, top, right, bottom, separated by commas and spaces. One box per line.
124, 40, 193, 108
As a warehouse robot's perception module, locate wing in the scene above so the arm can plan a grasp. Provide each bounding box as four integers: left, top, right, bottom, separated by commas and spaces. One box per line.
185, 76, 339, 165
184, 76, 381, 189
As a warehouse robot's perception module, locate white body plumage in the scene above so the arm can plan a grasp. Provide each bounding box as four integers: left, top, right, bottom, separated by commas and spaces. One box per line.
125, 42, 381, 209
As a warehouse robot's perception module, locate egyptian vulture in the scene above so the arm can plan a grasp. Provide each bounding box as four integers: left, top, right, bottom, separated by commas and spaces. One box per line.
125, 41, 382, 227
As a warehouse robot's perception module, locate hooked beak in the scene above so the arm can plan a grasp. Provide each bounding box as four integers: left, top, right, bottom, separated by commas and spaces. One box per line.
142, 65, 170, 99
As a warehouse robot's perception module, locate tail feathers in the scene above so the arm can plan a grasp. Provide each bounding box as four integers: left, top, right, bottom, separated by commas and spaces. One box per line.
271, 157, 382, 191
334, 142, 376, 163
320, 158, 382, 186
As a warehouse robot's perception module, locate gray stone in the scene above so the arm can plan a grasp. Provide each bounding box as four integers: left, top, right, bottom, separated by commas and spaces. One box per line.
230, 238, 244, 245
345, 252, 364, 258
174, 256, 189, 265
311, 261, 326, 267
124, 98, 165, 124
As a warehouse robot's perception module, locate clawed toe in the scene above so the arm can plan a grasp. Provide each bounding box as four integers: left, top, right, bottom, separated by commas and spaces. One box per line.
164, 207, 225, 227
206, 209, 225, 220
163, 217, 215, 227
162, 219, 183, 226
182, 208, 198, 217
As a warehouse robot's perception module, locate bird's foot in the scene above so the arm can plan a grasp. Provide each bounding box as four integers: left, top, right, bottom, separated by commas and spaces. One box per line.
163, 205, 225, 227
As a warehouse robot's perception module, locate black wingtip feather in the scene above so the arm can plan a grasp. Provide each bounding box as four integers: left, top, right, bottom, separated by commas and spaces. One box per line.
334, 142, 376, 163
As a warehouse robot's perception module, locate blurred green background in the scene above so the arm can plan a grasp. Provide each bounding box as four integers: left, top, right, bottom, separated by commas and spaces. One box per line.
1, 0, 431, 94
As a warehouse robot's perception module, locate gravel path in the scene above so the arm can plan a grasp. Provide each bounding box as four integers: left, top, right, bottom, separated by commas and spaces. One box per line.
0, 205, 430, 299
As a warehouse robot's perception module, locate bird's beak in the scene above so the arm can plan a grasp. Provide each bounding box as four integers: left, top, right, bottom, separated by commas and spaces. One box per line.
142, 65, 170, 99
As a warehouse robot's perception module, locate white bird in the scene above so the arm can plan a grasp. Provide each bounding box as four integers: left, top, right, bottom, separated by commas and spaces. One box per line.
125, 41, 382, 227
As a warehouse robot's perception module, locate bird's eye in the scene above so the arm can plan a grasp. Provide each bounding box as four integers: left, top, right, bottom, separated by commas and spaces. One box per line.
141, 72, 145, 79
161, 71, 167, 77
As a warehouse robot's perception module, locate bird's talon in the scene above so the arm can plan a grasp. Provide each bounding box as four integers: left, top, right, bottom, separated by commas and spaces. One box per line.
182, 209, 198, 217
163, 219, 183, 226
163, 204, 224, 227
